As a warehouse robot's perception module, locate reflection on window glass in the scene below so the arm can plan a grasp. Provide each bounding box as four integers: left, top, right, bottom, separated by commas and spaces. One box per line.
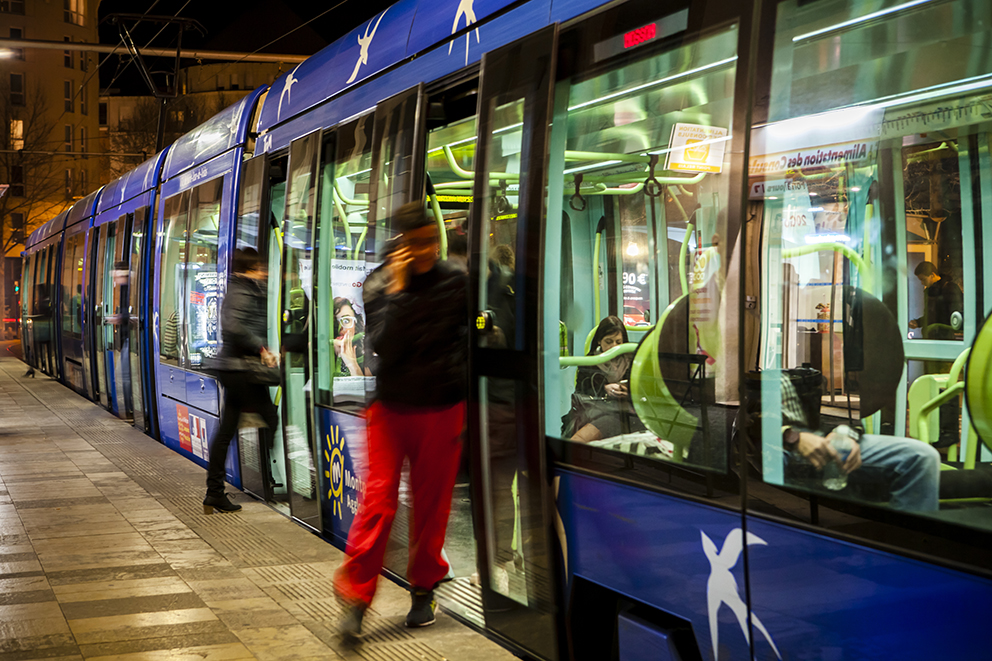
160, 191, 189, 366
748, 0, 992, 525
237, 157, 264, 251
545, 25, 738, 473
185, 179, 222, 369
61, 233, 84, 337
316, 116, 375, 408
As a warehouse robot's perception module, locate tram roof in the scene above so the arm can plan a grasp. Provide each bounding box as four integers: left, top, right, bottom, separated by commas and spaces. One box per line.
97, 150, 170, 215
65, 188, 103, 230
162, 86, 267, 182
25, 210, 69, 249
257, 0, 520, 133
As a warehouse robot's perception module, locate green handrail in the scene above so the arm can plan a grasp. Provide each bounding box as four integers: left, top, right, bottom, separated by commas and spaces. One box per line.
781, 242, 872, 292
679, 223, 694, 296
917, 381, 964, 447
429, 194, 447, 259
559, 342, 638, 366
593, 230, 602, 323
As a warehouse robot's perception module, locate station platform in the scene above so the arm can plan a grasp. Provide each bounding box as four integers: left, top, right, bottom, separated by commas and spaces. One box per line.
0, 352, 518, 661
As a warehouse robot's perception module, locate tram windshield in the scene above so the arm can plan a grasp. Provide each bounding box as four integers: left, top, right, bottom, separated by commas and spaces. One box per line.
543, 23, 740, 473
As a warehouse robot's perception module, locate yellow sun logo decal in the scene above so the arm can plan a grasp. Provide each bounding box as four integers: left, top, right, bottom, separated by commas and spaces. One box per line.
324, 427, 345, 519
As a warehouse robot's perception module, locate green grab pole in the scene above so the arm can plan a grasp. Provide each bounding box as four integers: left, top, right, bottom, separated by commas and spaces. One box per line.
679, 223, 694, 296
353, 225, 368, 261
593, 230, 602, 325
430, 194, 447, 259
559, 342, 639, 367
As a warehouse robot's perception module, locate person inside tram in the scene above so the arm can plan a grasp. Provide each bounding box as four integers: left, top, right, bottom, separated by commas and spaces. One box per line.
909, 260, 964, 447
909, 261, 963, 340
333, 297, 369, 377
780, 375, 941, 512
565, 315, 646, 443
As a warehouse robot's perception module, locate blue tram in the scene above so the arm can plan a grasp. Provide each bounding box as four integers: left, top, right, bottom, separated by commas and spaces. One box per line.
21, 0, 992, 659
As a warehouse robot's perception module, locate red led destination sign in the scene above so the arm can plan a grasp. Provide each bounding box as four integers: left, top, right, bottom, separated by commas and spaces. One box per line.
593, 9, 688, 62
624, 23, 657, 49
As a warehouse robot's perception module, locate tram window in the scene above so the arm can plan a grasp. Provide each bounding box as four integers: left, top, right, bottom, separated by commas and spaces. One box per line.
236, 156, 264, 251
315, 116, 374, 408
159, 191, 190, 365
544, 24, 739, 473
60, 233, 84, 337
748, 0, 992, 526
184, 178, 223, 369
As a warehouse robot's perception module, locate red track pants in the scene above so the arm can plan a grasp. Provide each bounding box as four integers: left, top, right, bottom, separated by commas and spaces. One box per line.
334, 400, 465, 607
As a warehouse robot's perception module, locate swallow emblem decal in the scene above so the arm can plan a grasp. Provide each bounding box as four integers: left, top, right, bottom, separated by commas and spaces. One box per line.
701, 528, 781, 661
449, 0, 480, 66
347, 9, 389, 84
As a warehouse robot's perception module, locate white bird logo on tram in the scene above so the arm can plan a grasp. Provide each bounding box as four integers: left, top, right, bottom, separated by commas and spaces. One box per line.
347, 9, 389, 84
449, 0, 480, 66
701, 528, 781, 661
277, 63, 302, 122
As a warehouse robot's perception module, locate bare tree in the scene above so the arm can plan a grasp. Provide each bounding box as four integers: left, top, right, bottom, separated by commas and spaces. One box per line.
1, 81, 73, 340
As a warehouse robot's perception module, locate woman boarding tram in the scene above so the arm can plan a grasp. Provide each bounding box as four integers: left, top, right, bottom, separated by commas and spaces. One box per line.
22, 0, 992, 659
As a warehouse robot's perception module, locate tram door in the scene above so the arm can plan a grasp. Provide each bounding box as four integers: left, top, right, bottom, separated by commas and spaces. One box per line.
467, 27, 560, 660
89, 225, 110, 409
108, 215, 131, 419
127, 209, 149, 432
279, 132, 321, 530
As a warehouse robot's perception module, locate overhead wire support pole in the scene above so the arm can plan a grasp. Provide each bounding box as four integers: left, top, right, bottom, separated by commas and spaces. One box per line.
107, 14, 207, 153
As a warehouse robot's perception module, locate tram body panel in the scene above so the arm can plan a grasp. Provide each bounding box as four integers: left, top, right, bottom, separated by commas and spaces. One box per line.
746, 517, 992, 661
556, 470, 748, 661
316, 408, 367, 545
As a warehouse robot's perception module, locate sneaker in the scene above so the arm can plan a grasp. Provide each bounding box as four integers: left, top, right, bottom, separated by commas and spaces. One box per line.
339, 603, 365, 641
405, 588, 437, 628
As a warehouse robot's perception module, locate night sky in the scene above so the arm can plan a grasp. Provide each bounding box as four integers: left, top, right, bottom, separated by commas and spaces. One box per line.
97, 0, 394, 93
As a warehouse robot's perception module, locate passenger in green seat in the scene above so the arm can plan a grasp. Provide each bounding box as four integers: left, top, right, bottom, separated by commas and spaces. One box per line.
567, 315, 646, 443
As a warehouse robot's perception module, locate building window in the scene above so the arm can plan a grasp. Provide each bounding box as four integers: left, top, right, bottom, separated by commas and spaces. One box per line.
10, 165, 24, 197
230, 73, 239, 90
64, 81, 73, 112
10, 119, 23, 151
80, 83, 87, 115
0, 1, 25, 15
98, 101, 107, 126
65, 169, 73, 198
10, 212, 24, 245
64, 125, 72, 152
64, 37, 73, 68
9, 28, 23, 60
79, 168, 87, 195
10, 73, 24, 106
80, 50, 87, 72
64, 0, 85, 26
79, 126, 86, 153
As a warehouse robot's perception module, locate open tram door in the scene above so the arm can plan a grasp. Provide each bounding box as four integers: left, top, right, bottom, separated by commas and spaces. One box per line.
465, 26, 561, 661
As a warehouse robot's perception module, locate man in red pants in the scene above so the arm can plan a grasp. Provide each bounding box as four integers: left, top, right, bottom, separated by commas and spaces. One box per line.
334, 202, 467, 639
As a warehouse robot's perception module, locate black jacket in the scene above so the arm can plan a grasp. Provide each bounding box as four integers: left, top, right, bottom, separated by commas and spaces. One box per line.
218, 274, 268, 359
365, 260, 467, 407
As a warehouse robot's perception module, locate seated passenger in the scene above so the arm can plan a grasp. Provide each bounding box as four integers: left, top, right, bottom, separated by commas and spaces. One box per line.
567, 315, 646, 443
780, 376, 940, 512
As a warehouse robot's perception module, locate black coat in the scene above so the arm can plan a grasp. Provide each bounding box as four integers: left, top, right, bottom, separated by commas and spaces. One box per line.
365, 260, 467, 407
218, 274, 268, 360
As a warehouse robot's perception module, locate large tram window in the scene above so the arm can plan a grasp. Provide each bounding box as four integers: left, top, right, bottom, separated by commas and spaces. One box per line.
159, 191, 190, 366
60, 233, 84, 337
748, 0, 992, 528
544, 24, 739, 473
184, 178, 223, 370
315, 115, 374, 408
